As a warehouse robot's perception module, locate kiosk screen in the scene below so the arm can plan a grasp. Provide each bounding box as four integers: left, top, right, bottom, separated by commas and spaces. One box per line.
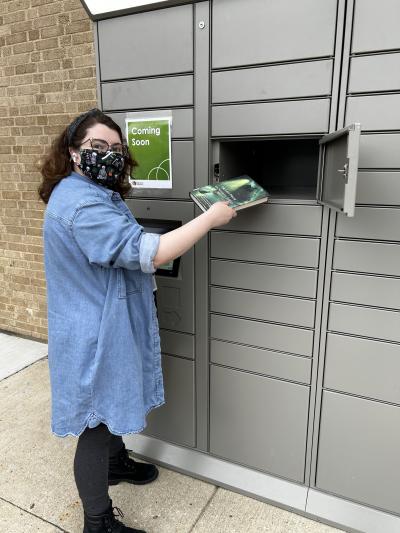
137, 218, 181, 277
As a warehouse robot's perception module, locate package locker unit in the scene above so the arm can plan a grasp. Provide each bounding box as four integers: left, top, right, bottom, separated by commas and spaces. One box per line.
86, 0, 400, 531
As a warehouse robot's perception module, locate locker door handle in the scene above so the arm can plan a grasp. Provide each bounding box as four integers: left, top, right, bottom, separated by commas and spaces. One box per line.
337, 161, 349, 184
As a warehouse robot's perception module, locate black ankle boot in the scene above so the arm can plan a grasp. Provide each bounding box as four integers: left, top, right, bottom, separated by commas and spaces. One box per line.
83, 500, 146, 533
108, 446, 158, 486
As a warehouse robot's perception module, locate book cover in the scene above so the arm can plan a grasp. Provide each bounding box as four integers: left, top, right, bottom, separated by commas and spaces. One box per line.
190, 175, 269, 212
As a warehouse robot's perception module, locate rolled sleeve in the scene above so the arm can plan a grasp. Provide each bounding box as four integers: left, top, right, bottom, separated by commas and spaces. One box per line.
139, 232, 160, 274
72, 199, 159, 272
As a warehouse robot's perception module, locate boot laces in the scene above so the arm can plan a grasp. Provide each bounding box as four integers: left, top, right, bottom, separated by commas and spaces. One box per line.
104, 506, 124, 532
113, 506, 124, 519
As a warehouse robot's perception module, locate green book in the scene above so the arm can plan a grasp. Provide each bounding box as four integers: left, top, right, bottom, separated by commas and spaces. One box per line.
190, 175, 269, 212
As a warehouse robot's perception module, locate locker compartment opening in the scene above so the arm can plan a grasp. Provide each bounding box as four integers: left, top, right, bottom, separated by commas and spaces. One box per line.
213, 138, 320, 200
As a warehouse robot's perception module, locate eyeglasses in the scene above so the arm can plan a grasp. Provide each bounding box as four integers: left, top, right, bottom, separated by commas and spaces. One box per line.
81, 138, 128, 156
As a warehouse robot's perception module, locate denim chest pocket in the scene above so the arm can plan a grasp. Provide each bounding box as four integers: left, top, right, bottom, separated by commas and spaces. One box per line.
117, 268, 142, 298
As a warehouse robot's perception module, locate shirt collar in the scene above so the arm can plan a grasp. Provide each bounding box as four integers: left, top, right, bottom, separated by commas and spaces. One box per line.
69, 171, 118, 199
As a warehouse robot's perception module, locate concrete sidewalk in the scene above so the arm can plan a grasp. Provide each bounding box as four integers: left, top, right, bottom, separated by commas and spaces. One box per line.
0, 332, 343, 533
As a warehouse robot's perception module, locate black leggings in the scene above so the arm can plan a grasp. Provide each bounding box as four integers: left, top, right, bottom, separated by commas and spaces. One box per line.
73, 423, 124, 515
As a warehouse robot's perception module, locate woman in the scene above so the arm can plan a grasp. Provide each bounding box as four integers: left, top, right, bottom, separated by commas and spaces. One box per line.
38, 108, 235, 533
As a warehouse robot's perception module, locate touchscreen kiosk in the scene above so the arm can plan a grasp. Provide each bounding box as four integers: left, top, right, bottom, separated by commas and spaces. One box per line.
138, 218, 181, 277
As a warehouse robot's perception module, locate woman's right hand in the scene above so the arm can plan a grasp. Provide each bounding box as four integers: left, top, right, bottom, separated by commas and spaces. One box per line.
206, 201, 237, 229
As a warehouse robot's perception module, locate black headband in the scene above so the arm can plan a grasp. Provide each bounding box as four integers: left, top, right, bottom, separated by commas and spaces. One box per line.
67, 108, 101, 145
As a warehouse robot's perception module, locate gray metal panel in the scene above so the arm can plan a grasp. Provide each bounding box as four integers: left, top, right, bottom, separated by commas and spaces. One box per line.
160, 329, 194, 360
209, 365, 309, 483
125, 434, 309, 515
193, 0, 211, 452
101, 75, 193, 111
346, 94, 400, 131
329, 303, 400, 343
144, 354, 195, 447
221, 204, 322, 236
210, 339, 312, 384
94, 23, 102, 109
211, 260, 318, 298
307, 489, 400, 533
316, 391, 400, 514
349, 53, 400, 94
305, 204, 332, 488
126, 199, 195, 334
212, 0, 337, 68
352, 0, 400, 53
324, 333, 400, 404
331, 272, 400, 310
359, 134, 400, 168
212, 60, 333, 103
125, 433, 400, 533
356, 172, 400, 206
335, 0, 353, 131
211, 315, 314, 357
317, 123, 361, 217
107, 109, 193, 139
336, 207, 400, 241
130, 141, 194, 200
334, 240, 400, 277
98, 5, 193, 80
127, 198, 194, 219
211, 232, 320, 268
210, 287, 315, 328
212, 99, 330, 137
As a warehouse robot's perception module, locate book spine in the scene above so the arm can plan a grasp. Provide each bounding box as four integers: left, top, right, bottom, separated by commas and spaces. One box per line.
189, 193, 208, 212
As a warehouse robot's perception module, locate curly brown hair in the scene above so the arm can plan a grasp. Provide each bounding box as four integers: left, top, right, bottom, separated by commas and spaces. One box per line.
38, 109, 136, 204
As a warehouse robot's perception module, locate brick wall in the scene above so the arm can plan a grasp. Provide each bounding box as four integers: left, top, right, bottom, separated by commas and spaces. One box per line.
0, 0, 97, 340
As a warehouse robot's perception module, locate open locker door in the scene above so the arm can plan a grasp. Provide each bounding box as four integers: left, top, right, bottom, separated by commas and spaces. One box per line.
316, 123, 361, 217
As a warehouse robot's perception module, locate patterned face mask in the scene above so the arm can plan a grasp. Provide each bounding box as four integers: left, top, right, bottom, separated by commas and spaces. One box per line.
78, 149, 125, 188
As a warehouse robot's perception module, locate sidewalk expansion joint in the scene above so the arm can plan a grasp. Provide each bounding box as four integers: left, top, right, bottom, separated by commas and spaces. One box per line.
0, 496, 68, 532
188, 486, 218, 532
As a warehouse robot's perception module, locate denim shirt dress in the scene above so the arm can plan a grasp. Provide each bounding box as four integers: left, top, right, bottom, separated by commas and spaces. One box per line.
43, 172, 164, 437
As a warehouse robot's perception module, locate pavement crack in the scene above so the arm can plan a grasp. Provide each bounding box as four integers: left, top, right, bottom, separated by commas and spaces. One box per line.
0, 496, 68, 531
188, 486, 218, 532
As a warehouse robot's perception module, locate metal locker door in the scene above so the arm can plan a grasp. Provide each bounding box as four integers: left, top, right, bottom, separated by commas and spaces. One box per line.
316, 390, 400, 515
316, 123, 361, 217
212, 0, 337, 68
144, 354, 195, 447
97, 4, 193, 80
